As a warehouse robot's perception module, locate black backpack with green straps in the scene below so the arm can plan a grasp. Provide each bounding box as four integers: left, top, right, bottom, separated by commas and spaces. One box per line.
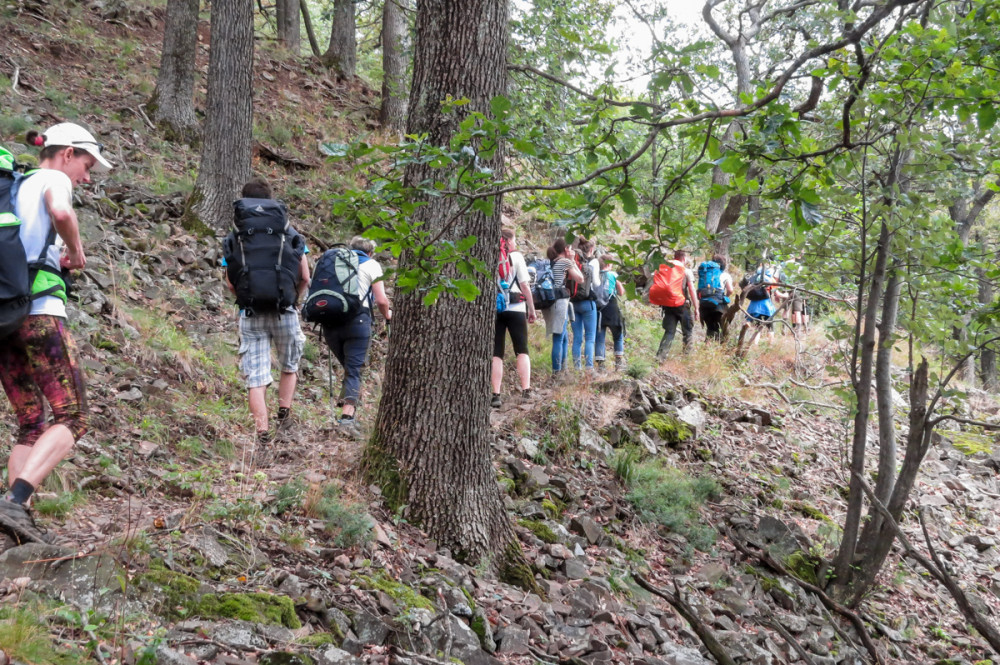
0, 147, 61, 340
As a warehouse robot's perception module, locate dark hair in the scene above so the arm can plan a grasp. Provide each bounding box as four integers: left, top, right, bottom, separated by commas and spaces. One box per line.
546, 246, 558, 260
552, 238, 567, 256
599, 254, 614, 270
673, 249, 687, 261
712, 254, 727, 270
26, 130, 88, 161
579, 239, 595, 255
501, 228, 515, 242
241, 178, 272, 199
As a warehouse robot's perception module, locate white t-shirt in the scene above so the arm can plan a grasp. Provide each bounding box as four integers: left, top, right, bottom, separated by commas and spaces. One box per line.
14, 169, 73, 317
588, 257, 601, 290
506, 251, 531, 314
358, 257, 383, 310
720, 271, 734, 295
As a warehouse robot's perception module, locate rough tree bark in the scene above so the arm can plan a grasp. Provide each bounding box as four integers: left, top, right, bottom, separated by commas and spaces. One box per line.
150, 0, 200, 142
978, 232, 997, 391
321, 0, 356, 77
276, 0, 301, 52
187, 0, 254, 230
363, 0, 532, 585
379, 0, 409, 131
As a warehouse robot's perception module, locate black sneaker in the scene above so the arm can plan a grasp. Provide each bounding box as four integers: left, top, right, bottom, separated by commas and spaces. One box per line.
521, 388, 532, 400
0, 499, 49, 544
490, 394, 502, 408
257, 430, 273, 444
276, 408, 294, 432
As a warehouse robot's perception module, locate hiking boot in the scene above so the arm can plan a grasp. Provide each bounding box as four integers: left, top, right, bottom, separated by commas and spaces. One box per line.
257, 430, 273, 445
614, 356, 625, 372
276, 408, 295, 433
491, 394, 502, 409
595, 359, 605, 372
0, 499, 49, 545
337, 417, 361, 436
521, 388, 531, 400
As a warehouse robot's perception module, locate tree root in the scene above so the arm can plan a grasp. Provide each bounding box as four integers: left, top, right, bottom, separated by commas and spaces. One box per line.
724, 526, 884, 664
633, 572, 737, 665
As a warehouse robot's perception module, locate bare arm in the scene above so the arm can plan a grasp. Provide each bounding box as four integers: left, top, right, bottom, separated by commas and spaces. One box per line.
47, 190, 85, 269
616, 281, 625, 296
566, 263, 584, 283
372, 280, 391, 320
297, 254, 310, 301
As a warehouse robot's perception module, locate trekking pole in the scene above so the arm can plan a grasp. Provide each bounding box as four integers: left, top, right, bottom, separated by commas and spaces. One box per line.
328, 341, 335, 423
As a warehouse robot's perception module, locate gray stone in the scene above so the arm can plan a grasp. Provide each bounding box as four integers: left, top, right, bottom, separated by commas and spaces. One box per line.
638, 431, 659, 455
156, 646, 198, 665
780, 614, 808, 633
0, 543, 122, 611
713, 588, 751, 616
659, 641, 714, 665
211, 622, 268, 651
259, 654, 312, 665
630, 408, 649, 424
518, 438, 540, 458
352, 611, 390, 646
677, 403, 705, 437
426, 615, 498, 665
196, 529, 230, 568
323, 607, 351, 637
527, 466, 550, 489
473, 607, 497, 653
965, 534, 995, 552
570, 515, 605, 545
316, 646, 363, 665
519, 502, 548, 520
697, 563, 727, 585
579, 422, 613, 459
496, 626, 530, 655
564, 558, 588, 580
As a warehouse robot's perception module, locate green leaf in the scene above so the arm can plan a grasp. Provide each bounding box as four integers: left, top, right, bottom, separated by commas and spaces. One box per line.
455, 280, 480, 301
978, 104, 997, 131
490, 96, 512, 117
619, 188, 639, 215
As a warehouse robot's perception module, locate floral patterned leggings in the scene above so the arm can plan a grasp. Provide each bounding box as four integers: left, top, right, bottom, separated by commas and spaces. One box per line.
0, 315, 88, 447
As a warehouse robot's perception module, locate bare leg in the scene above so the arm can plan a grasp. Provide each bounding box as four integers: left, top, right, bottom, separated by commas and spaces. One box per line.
249, 385, 268, 432
8, 424, 74, 488
515, 353, 531, 390
277, 371, 297, 409
491, 357, 503, 393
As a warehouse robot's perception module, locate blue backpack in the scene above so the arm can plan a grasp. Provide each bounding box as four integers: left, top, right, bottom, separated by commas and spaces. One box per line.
697, 261, 726, 306
530, 259, 560, 310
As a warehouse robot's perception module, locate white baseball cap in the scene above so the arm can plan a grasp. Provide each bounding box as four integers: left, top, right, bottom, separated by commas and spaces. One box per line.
41, 123, 113, 172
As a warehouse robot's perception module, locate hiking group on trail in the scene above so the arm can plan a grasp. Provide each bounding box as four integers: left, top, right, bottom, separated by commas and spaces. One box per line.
0, 123, 810, 546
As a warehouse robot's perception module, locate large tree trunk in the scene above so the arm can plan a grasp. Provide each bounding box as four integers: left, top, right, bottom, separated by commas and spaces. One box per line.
187, 0, 254, 230
364, 0, 531, 584
379, 0, 409, 131
321, 0, 356, 77
276, 0, 301, 52
151, 0, 200, 143
979, 237, 998, 390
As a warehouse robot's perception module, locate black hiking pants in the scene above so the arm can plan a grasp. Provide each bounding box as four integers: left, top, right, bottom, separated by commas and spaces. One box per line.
657, 305, 692, 359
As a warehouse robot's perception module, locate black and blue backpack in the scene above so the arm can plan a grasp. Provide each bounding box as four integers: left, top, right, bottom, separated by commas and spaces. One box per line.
0, 147, 62, 340
303, 245, 372, 326
223, 198, 305, 315
697, 261, 726, 307
530, 258, 561, 310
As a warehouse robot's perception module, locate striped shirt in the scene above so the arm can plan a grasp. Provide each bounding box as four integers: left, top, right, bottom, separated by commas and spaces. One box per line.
551, 257, 574, 289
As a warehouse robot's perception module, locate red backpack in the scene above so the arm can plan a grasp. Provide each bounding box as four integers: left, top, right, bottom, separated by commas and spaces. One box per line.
649, 261, 687, 307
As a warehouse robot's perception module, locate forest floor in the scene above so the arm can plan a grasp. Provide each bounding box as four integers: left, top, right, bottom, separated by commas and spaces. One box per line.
1, 2, 1000, 665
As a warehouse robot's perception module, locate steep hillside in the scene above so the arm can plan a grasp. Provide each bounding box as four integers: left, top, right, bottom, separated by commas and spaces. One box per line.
2, 4, 1000, 665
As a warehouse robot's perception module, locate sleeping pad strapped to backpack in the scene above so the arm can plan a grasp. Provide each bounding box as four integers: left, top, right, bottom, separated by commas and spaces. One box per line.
303, 245, 372, 326
223, 198, 305, 315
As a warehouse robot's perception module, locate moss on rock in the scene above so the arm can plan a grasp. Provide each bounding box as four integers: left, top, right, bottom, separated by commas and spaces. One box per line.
949, 431, 994, 456
196, 592, 301, 628
359, 572, 434, 611
135, 568, 203, 618
518, 519, 559, 544
642, 413, 692, 446
784, 551, 819, 586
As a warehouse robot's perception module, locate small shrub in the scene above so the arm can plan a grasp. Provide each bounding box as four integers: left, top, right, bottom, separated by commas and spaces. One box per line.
625, 461, 721, 551
272, 480, 306, 515
0, 606, 85, 665
611, 447, 641, 485
33, 491, 85, 519
306, 484, 374, 547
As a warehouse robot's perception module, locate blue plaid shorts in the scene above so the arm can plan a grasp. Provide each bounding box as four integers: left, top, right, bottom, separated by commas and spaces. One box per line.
238, 311, 306, 388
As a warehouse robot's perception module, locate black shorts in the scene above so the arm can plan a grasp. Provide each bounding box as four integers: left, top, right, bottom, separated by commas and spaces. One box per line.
746, 312, 773, 329
495, 310, 529, 358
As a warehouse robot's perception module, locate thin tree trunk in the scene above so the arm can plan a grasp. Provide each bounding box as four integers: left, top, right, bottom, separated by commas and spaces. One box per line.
852, 269, 901, 566
379, 0, 409, 131
187, 0, 254, 231
848, 359, 930, 606
364, 0, 531, 585
832, 219, 891, 588
321, 0, 356, 77
980, 257, 997, 390
300, 0, 321, 57
151, 0, 200, 142
276, 0, 301, 52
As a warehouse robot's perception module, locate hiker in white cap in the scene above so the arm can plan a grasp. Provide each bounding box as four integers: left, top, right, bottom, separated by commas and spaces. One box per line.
0, 123, 112, 545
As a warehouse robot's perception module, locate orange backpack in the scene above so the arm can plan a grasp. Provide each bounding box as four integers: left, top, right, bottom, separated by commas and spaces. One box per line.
649, 261, 687, 307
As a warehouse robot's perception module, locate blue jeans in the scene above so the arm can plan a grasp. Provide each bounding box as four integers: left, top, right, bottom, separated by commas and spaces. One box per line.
595, 325, 625, 360
322, 310, 372, 406
551, 319, 569, 372
571, 300, 598, 369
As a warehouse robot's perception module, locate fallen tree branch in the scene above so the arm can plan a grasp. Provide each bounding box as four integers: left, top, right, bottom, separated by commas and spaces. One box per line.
755, 614, 818, 665
633, 572, 737, 665
724, 526, 884, 664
